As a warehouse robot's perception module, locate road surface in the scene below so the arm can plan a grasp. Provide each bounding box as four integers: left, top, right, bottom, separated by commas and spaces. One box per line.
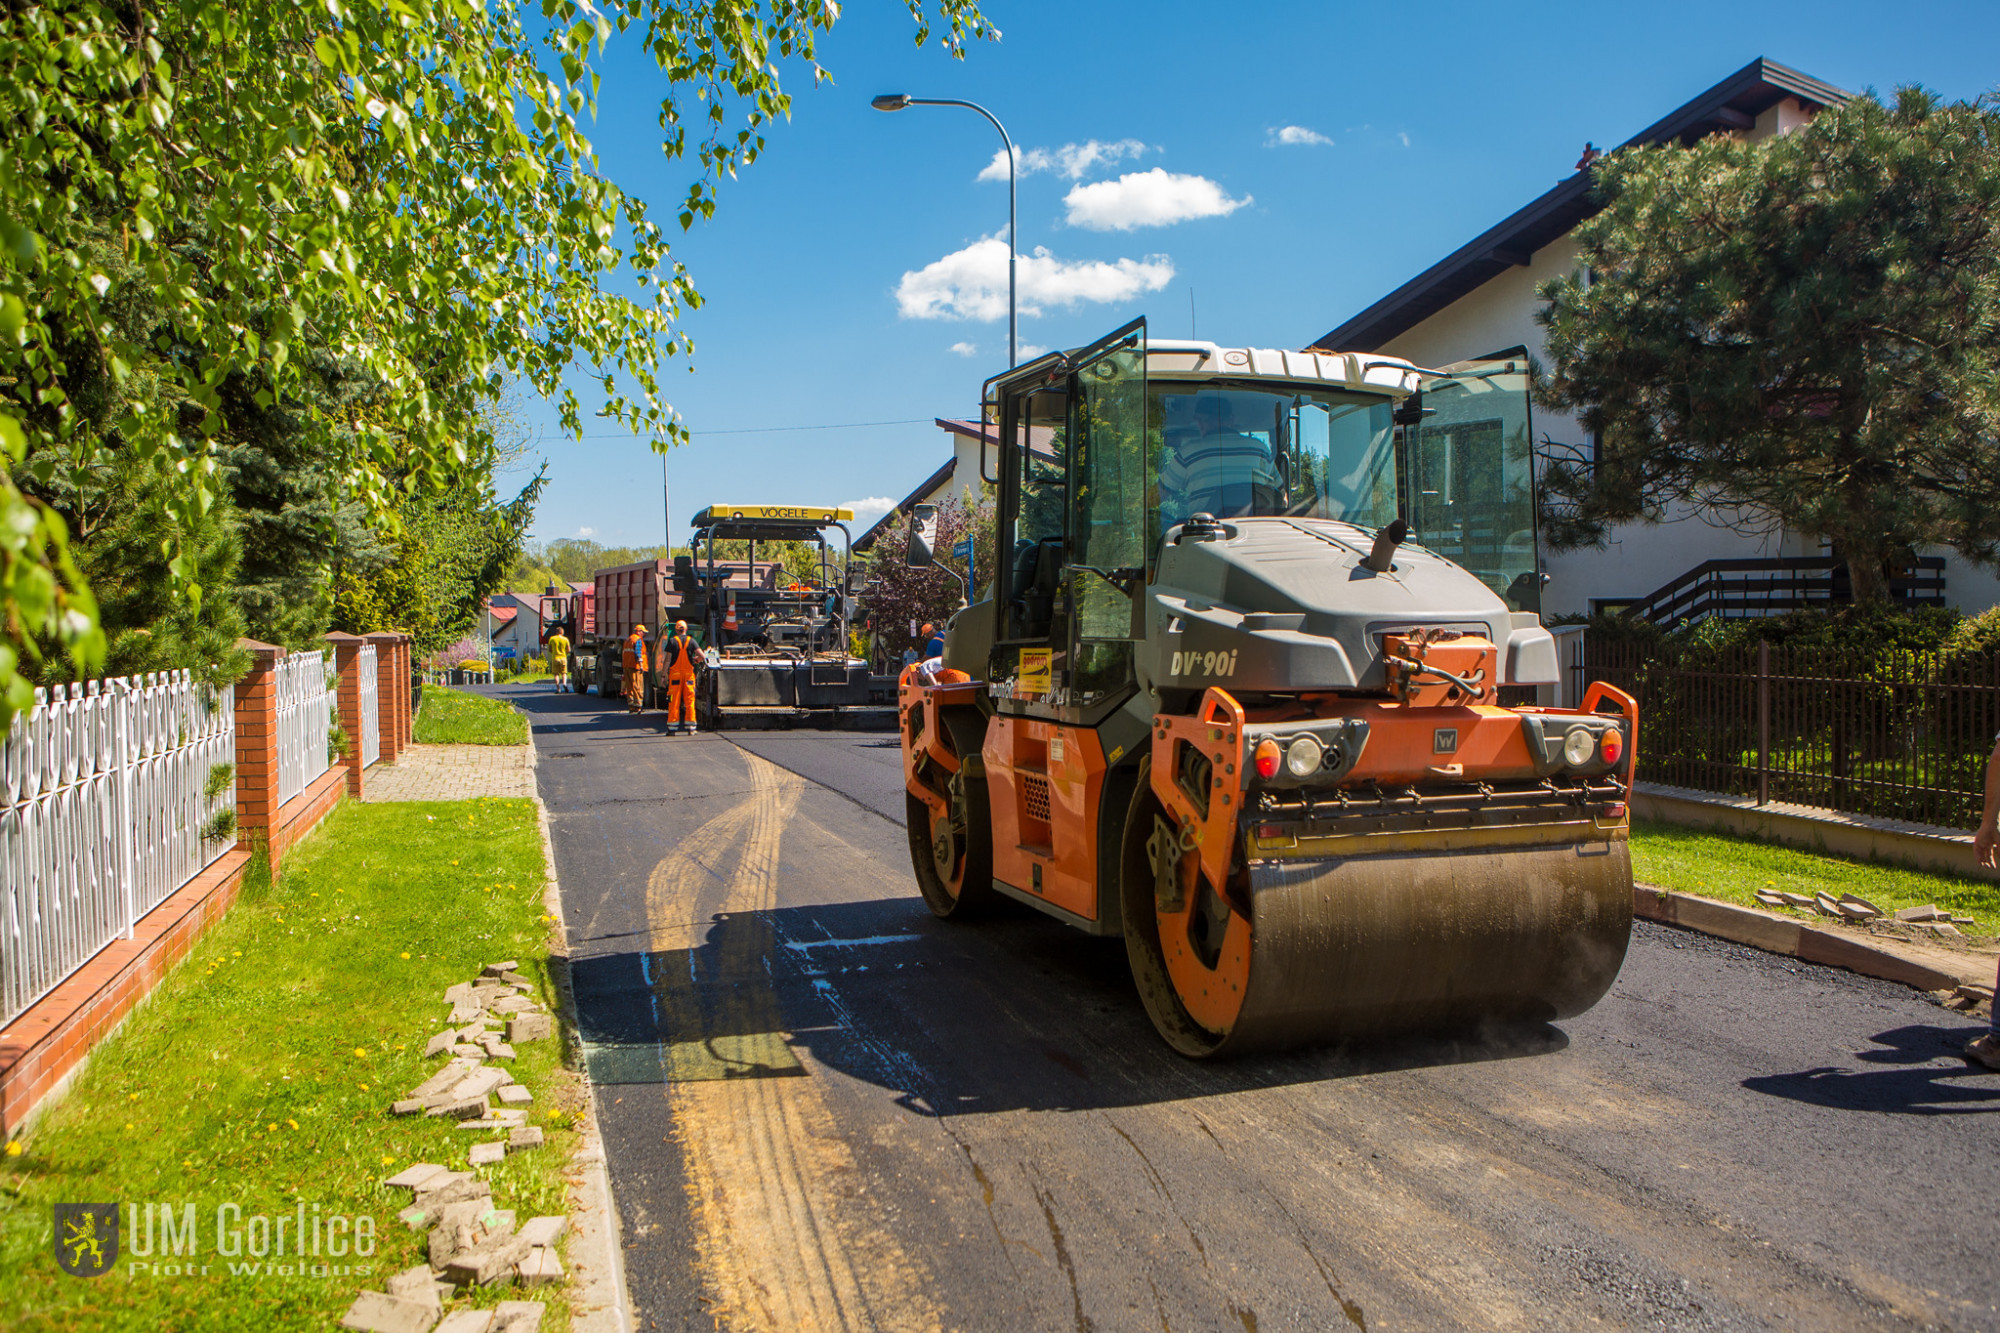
498, 683, 2000, 1332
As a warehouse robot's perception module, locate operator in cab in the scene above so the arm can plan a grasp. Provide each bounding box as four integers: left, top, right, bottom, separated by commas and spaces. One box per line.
1158, 391, 1284, 529
660, 619, 699, 736
621, 623, 649, 714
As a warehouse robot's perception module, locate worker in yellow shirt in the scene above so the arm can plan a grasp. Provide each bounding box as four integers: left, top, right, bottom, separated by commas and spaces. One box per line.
622, 624, 649, 714
544, 627, 570, 694
660, 619, 699, 735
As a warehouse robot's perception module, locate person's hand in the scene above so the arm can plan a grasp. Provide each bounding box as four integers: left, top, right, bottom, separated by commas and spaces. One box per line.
1977, 818, 1999, 869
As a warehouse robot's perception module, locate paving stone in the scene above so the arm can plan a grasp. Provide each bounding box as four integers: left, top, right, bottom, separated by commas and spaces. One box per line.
483, 960, 520, 978
491, 1300, 546, 1332
424, 1030, 457, 1058
449, 1003, 483, 1025
449, 1067, 510, 1101
507, 1126, 545, 1152
427, 1199, 498, 1268
507, 1013, 553, 1043
457, 1023, 488, 1042
443, 983, 475, 1004
516, 1247, 564, 1287
392, 1098, 427, 1116
444, 1233, 533, 1287
384, 1164, 451, 1192
387, 1264, 443, 1312
492, 995, 536, 1015
426, 1095, 492, 1121
398, 1205, 430, 1230
434, 1312, 495, 1333
500, 970, 532, 986
411, 1060, 481, 1100
338, 1289, 439, 1333
492, 1108, 527, 1126
484, 1042, 517, 1061
516, 1216, 568, 1248
412, 1170, 475, 1198
457, 1118, 513, 1130
430, 1304, 488, 1328
469, 1141, 507, 1166
495, 1084, 533, 1106
1896, 903, 1943, 922
450, 1043, 486, 1058
410, 1178, 491, 1227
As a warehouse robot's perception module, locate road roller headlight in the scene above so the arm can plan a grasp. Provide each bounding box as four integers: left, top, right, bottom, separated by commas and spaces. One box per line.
1253, 738, 1282, 779
1563, 727, 1597, 767
1286, 735, 1324, 777
1600, 727, 1625, 766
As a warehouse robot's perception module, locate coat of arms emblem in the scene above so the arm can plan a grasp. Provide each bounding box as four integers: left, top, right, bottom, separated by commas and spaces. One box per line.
54, 1203, 119, 1277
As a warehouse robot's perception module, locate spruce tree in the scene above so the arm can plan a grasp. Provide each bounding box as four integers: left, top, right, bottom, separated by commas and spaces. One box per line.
1537, 88, 2000, 601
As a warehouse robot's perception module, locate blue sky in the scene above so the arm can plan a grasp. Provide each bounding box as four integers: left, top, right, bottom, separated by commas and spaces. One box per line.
508, 1, 2000, 549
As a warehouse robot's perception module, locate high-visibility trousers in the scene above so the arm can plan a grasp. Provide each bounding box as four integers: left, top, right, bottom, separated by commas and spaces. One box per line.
666, 669, 696, 724
623, 660, 646, 708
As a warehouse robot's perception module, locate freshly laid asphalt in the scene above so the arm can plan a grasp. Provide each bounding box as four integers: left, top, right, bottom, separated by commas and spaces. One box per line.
493, 681, 2000, 1332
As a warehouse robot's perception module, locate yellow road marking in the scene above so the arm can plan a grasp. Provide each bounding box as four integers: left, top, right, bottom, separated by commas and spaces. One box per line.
645, 751, 942, 1331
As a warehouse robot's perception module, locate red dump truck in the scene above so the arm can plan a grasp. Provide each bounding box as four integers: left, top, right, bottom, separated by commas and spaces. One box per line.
540, 557, 779, 704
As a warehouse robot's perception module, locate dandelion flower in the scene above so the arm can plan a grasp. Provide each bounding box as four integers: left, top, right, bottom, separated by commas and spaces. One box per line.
5, 1141, 21, 1157
286, 1118, 298, 1130
268, 1123, 278, 1132
353, 1048, 368, 1059
357, 1083, 369, 1092
400, 952, 411, 960
381, 1155, 394, 1165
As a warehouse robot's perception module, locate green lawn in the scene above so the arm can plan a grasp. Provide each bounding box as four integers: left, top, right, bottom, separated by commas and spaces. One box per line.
1631, 817, 2000, 934
414, 687, 528, 746
0, 799, 579, 1332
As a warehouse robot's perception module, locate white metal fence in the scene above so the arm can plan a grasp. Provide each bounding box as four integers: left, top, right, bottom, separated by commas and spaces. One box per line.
357, 645, 381, 769
1, 673, 237, 1025
276, 650, 336, 808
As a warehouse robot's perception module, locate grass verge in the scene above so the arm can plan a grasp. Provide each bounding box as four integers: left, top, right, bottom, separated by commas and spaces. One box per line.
0, 798, 579, 1332
1631, 817, 2000, 934
414, 687, 528, 746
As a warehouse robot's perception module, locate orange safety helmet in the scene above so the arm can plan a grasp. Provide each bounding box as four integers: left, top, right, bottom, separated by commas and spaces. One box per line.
675, 619, 687, 633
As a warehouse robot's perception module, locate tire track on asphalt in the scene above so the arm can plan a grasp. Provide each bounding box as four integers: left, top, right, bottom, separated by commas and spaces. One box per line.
646, 751, 943, 1332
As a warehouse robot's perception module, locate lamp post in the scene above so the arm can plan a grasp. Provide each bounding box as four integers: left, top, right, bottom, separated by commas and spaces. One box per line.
872, 93, 1017, 368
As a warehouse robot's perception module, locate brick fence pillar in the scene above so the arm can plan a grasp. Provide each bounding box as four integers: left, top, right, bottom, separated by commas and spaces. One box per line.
324, 632, 366, 799
233, 639, 285, 872
366, 633, 403, 763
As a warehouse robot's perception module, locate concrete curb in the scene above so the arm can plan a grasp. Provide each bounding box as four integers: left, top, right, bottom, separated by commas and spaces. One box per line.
529, 744, 634, 1333
1634, 884, 1984, 994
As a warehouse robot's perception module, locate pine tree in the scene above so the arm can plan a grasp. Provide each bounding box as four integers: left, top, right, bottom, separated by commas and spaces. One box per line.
1537, 88, 2000, 601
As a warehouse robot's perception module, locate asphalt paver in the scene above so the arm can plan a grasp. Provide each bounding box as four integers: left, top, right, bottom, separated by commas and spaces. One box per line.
496, 683, 2000, 1332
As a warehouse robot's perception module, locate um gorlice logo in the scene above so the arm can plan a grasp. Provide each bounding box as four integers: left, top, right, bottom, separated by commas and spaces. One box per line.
54, 1203, 119, 1278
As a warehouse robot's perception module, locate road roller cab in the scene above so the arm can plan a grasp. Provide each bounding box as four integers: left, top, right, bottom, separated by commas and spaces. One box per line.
900, 317, 1636, 1057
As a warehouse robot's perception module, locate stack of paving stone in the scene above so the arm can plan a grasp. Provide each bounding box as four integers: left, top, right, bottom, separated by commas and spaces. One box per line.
335, 962, 566, 1332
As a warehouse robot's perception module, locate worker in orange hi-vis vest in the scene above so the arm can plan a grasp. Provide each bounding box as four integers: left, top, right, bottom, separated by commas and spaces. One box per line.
661, 619, 699, 735
621, 624, 649, 714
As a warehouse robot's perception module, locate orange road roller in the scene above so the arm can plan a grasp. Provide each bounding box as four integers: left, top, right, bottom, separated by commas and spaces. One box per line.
898, 318, 1634, 1056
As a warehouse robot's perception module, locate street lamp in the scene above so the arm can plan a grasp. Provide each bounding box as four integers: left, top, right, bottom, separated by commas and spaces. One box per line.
872, 93, 1017, 368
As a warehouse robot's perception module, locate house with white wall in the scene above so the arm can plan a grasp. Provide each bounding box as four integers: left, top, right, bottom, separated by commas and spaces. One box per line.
1311, 56, 1997, 621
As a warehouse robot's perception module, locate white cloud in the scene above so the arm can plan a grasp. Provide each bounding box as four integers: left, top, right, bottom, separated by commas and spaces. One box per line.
896, 234, 1174, 321
1268, 125, 1332, 147
948, 341, 979, 357
978, 139, 1149, 183
843, 497, 897, 529
1398, 131, 1411, 148
1063, 169, 1250, 232
576, 526, 597, 538
1018, 344, 1050, 360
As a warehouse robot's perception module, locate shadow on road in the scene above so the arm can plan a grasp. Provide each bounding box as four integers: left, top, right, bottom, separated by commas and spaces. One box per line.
1742, 1022, 2000, 1116
566, 896, 1573, 1114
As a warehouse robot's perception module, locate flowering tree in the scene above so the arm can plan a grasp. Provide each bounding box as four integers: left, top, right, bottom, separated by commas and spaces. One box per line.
858, 490, 996, 667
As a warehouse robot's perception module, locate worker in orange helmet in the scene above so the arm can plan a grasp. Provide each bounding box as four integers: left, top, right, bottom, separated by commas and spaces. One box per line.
661, 619, 699, 735
621, 623, 650, 714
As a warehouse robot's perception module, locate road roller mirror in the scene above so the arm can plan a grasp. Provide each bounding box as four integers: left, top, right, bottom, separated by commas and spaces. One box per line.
906, 504, 938, 569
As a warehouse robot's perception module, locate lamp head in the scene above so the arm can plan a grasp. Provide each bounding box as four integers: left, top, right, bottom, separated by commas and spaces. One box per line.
871, 93, 911, 112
